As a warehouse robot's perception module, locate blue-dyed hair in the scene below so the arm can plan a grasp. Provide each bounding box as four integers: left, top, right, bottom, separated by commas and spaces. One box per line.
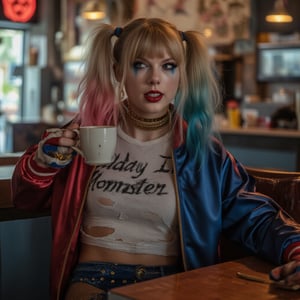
174, 29, 222, 164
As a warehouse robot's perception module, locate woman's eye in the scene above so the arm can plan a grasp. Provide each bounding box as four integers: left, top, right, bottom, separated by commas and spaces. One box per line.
133, 61, 146, 70
163, 63, 177, 71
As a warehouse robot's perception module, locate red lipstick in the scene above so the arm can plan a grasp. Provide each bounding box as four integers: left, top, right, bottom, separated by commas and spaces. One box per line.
144, 90, 163, 103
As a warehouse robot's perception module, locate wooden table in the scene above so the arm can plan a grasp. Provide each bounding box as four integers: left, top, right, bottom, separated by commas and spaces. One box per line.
108, 256, 300, 300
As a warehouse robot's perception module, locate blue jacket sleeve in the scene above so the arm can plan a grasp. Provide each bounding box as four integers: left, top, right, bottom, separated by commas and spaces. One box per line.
220, 147, 300, 265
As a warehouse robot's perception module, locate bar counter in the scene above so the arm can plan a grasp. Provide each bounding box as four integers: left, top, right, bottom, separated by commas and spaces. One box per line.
220, 126, 300, 138
219, 127, 300, 172
0, 156, 52, 299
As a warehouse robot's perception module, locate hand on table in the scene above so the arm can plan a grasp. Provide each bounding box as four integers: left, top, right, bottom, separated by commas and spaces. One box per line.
270, 260, 300, 287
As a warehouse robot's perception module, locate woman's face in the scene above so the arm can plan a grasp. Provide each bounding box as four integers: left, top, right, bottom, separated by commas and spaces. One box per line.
124, 50, 180, 118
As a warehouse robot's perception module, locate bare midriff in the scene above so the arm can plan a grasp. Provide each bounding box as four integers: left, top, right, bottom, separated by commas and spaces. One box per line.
79, 243, 179, 266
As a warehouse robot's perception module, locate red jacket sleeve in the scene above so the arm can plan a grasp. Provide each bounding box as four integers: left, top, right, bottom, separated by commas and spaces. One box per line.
12, 145, 60, 210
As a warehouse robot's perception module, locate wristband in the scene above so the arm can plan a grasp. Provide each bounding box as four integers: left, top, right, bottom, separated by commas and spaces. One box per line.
37, 128, 76, 168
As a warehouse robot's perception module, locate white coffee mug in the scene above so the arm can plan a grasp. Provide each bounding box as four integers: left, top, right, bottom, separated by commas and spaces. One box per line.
72, 126, 117, 165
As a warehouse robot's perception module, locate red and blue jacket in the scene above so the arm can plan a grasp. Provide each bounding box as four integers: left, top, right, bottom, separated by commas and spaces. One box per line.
12, 124, 300, 300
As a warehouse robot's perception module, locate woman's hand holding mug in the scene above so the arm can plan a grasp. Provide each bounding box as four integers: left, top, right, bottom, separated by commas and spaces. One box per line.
34, 123, 79, 168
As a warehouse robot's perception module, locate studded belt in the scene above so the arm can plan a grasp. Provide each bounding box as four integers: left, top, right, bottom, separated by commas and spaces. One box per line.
70, 261, 181, 292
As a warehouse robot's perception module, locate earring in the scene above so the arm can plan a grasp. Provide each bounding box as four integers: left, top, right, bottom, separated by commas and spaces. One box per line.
120, 87, 127, 101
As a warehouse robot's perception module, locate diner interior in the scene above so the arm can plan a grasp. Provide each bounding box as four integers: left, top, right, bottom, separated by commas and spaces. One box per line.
1, 0, 300, 299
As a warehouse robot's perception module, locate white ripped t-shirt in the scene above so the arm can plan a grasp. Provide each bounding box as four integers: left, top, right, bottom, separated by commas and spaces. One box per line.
80, 126, 179, 257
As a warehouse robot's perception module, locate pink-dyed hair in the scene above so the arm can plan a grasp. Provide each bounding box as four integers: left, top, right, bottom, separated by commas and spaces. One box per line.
76, 23, 119, 126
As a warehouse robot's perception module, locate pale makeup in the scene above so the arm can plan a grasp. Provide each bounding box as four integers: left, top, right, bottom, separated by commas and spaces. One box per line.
124, 50, 180, 120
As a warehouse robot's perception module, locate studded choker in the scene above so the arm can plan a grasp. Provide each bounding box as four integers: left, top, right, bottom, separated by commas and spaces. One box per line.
123, 101, 171, 130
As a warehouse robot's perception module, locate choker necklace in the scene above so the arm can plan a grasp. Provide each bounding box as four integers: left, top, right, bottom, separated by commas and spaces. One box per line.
124, 101, 171, 130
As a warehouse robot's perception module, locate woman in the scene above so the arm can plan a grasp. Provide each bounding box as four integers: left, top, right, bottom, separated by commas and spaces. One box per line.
12, 18, 300, 300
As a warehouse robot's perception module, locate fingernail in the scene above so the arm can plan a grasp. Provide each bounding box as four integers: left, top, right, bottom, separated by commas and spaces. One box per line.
269, 269, 281, 281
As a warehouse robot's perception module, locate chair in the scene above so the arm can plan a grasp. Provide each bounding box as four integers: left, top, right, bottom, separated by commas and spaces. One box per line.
220, 166, 300, 261
245, 166, 300, 223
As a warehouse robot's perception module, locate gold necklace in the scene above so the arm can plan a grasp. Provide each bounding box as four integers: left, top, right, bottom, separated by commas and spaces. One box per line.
124, 101, 171, 130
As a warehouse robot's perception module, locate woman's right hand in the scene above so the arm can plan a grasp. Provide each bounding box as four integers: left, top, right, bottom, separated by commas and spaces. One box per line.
59, 122, 80, 148
34, 123, 80, 168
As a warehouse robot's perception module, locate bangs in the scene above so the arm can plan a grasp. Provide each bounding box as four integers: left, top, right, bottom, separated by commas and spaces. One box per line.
114, 18, 186, 92
127, 27, 183, 64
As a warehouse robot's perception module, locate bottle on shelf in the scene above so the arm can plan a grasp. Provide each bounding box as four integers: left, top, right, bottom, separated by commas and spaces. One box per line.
226, 100, 241, 128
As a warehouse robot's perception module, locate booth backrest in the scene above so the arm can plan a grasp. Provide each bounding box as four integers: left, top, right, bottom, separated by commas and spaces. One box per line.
245, 166, 300, 223
220, 166, 300, 262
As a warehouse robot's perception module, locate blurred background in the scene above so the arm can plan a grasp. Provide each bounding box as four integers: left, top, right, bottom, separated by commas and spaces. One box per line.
0, 0, 300, 158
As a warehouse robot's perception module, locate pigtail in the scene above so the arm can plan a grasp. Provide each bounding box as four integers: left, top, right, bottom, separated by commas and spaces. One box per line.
78, 23, 118, 126
181, 30, 222, 164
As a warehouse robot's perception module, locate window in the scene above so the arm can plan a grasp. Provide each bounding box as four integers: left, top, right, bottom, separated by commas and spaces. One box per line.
257, 43, 300, 82
0, 28, 24, 118
0, 28, 25, 152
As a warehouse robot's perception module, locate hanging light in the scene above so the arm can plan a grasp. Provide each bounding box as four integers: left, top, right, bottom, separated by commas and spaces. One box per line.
265, 0, 293, 23
81, 0, 107, 20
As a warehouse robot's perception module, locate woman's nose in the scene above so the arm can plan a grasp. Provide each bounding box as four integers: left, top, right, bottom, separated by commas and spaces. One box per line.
149, 69, 160, 85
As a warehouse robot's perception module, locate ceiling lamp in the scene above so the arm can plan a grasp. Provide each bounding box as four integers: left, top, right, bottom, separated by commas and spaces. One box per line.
265, 0, 293, 23
81, 0, 107, 20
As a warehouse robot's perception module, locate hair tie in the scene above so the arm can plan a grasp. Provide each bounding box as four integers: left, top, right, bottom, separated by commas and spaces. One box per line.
114, 27, 123, 37
180, 31, 187, 42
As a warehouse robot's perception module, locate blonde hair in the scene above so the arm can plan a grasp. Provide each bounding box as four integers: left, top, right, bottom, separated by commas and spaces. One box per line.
77, 18, 221, 163
113, 18, 187, 111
